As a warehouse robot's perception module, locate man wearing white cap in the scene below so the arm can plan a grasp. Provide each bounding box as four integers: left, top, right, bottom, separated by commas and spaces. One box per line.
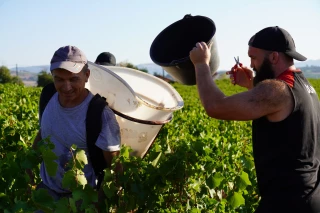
30, 45, 121, 206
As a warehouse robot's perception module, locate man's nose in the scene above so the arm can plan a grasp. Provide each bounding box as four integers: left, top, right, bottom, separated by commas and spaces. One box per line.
63, 81, 72, 91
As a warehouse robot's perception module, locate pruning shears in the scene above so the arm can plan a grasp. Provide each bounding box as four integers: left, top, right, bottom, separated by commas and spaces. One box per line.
234, 56, 242, 68
232, 56, 251, 85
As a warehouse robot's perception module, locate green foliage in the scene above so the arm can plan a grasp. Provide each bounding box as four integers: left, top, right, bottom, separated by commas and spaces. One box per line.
0, 66, 12, 83
0, 84, 42, 211
138, 68, 148, 73
308, 79, 320, 99
37, 70, 53, 87
38, 139, 58, 177
1, 79, 320, 212
11, 76, 24, 85
0, 66, 23, 85
119, 61, 149, 73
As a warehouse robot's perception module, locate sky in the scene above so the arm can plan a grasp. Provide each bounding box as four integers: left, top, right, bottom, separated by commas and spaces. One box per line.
0, 0, 319, 71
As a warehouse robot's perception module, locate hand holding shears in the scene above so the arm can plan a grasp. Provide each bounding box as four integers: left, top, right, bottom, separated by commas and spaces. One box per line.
226, 56, 253, 88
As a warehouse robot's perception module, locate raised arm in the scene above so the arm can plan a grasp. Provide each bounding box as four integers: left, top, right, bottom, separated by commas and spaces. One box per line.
190, 42, 293, 121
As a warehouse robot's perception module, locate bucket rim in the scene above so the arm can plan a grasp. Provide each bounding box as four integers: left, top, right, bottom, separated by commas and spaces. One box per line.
88, 62, 184, 112
150, 14, 216, 67
113, 108, 173, 125
99, 65, 184, 111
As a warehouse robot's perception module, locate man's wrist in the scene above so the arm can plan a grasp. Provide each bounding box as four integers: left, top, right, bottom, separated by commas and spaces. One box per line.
194, 63, 210, 71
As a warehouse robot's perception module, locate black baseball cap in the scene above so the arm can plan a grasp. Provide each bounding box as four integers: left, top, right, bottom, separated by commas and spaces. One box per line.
248, 26, 307, 61
95, 52, 116, 66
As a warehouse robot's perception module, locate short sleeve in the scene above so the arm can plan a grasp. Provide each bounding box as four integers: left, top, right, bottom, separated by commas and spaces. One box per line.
95, 107, 121, 152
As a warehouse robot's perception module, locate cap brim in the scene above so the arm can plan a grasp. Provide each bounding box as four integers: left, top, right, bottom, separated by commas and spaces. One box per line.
285, 50, 307, 61
50, 61, 85, 73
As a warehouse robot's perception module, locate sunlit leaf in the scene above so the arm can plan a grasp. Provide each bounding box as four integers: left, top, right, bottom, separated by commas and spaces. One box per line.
235, 171, 252, 190
151, 152, 162, 167
75, 150, 88, 170
206, 172, 224, 189
228, 192, 245, 209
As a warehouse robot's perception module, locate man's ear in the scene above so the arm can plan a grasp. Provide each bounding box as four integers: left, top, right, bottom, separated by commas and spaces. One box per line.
269, 52, 279, 64
85, 69, 90, 82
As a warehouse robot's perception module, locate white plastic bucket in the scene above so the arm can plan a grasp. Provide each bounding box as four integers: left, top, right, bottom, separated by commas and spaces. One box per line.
86, 62, 184, 157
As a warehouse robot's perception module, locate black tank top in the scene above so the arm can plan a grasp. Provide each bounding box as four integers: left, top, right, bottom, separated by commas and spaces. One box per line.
252, 70, 320, 199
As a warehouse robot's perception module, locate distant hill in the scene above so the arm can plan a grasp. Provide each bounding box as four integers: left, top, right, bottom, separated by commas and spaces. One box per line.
295, 59, 320, 78
10, 59, 320, 74
10, 65, 50, 73
9, 59, 320, 85
296, 59, 320, 67
134, 60, 320, 78
136, 63, 164, 76
10, 70, 38, 82
298, 65, 320, 79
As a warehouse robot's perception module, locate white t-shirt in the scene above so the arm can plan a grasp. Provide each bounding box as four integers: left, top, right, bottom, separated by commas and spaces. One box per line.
40, 91, 120, 193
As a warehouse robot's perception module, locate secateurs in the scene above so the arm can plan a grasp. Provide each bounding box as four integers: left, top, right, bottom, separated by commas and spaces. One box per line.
232, 56, 251, 85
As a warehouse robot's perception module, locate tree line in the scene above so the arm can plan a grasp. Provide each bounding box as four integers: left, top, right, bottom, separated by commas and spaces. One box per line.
0, 66, 23, 85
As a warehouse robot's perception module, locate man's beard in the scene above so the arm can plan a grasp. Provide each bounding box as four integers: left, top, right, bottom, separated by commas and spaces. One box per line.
253, 58, 275, 86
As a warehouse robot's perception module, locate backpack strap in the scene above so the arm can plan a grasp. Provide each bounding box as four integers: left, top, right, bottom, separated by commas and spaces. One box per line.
86, 93, 108, 189
39, 83, 57, 122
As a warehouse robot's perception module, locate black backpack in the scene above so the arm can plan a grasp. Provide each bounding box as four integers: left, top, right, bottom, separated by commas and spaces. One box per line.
39, 82, 108, 189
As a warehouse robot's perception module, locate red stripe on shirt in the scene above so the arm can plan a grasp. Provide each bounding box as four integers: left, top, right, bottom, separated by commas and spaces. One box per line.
276, 69, 300, 88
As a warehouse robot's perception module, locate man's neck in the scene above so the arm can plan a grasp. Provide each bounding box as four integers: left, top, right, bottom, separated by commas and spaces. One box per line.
59, 89, 89, 108
274, 64, 297, 78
